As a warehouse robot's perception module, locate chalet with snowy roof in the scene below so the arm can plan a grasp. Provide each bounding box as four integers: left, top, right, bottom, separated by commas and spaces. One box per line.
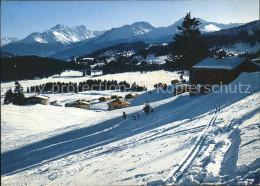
26, 95, 50, 105
65, 100, 90, 110
107, 99, 130, 111
189, 57, 260, 85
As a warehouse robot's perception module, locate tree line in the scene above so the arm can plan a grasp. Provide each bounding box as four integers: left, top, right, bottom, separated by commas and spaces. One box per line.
27, 79, 146, 93
4, 82, 26, 105
1, 55, 89, 81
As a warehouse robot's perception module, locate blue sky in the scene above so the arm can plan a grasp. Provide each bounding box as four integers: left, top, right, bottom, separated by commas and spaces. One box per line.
1, 0, 259, 39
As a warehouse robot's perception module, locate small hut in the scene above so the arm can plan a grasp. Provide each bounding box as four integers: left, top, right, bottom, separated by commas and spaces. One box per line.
26, 95, 50, 105
99, 97, 111, 102
125, 94, 135, 100
111, 95, 118, 99
107, 99, 130, 111
65, 100, 90, 110
171, 79, 182, 84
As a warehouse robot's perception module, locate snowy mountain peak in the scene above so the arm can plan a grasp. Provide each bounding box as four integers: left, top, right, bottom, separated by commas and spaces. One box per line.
131, 21, 154, 28
1, 37, 21, 46
131, 22, 155, 35
94, 21, 156, 44
21, 24, 101, 45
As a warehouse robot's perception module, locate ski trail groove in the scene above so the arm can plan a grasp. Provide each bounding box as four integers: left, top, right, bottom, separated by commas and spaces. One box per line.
166, 104, 221, 184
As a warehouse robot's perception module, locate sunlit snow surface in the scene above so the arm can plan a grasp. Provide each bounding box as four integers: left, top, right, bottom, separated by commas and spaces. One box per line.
1, 70, 188, 93
202, 24, 221, 32
1, 71, 260, 185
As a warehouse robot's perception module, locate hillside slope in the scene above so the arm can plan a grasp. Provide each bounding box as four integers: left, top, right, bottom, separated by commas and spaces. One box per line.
1, 72, 260, 185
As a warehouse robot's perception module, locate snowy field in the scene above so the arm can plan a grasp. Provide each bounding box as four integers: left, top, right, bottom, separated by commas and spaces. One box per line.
134, 55, 168, 65
1, 71, 260, 185
222, 42, 260, 55
1, 70, 188, 95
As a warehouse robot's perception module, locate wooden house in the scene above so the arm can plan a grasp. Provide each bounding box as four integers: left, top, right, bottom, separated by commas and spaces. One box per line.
171, 79, 182, 84
111, 95, 118, 99
125, 94, 135, 100
107, 99, 130, 111
173, 85, 191, 95
65, 100, 90, 110
99, 97, 111, 102
154, 83, 162, 88
154, 83, 167, 89
26, 95, 50, 105
189, 57, 260, 85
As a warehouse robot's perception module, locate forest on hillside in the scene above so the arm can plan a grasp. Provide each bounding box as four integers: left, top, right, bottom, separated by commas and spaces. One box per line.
1, 55, 89, 81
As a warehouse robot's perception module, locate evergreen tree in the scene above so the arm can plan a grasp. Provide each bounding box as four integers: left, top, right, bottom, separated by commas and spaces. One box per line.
166, 13, 209, 71
13, 81, 26, 105
4, 89, 14, 104
14, 81, 23, 93
87, 69, 91, 75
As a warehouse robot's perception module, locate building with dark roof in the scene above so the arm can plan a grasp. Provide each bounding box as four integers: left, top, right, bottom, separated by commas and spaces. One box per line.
189, 57, 260, 85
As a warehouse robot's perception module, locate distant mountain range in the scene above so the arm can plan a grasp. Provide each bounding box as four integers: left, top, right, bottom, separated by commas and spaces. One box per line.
206, 20, 259, 36
1, 25, 105, 58
1, 37, 21, 46
79, 20, 260, 60
0, 18, 251, 60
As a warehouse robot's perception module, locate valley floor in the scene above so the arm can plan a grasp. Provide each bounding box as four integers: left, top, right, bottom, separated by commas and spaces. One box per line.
1, 71, 260, 185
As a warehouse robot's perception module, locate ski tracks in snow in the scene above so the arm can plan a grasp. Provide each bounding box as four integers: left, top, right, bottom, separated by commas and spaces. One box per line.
163, 103, 221, 184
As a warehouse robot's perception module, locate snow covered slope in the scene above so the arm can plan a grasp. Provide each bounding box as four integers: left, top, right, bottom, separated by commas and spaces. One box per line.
222, 42, 260, 55
1, 71, 259, 185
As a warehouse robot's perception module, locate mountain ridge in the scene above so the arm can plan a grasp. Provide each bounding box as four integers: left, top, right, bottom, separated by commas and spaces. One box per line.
20, 24, 104, 45
1, 19, 248, 59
